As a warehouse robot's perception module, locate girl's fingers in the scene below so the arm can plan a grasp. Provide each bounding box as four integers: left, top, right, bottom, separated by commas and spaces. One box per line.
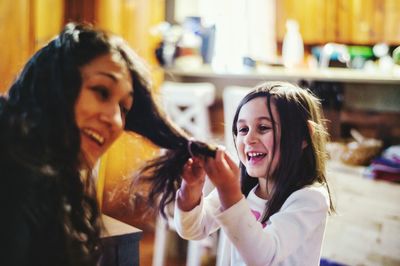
223, 151, 240, 177
182, 157, 206, 185
204, 147, 239, 184
191, 158, 206, 178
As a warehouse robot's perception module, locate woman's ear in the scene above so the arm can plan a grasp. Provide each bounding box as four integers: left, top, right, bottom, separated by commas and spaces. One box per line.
302, 120, 315, 149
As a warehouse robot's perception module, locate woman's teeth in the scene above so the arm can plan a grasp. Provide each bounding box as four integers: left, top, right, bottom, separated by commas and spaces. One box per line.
83, 129, 104, 145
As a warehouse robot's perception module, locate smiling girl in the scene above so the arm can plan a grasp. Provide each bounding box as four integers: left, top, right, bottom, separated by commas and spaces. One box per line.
174, 81, 335, 266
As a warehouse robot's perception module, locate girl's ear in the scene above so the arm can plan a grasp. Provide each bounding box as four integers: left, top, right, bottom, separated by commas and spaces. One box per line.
307, 120, 316, 136
302, 120, 315, 149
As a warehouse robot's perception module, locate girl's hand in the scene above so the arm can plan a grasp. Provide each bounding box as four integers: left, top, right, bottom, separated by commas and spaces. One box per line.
181, 157, 206, 188
204, 147, 243, 210
177, 157, 206, 211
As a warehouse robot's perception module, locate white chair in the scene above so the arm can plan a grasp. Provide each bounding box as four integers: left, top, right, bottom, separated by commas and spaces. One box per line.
160, 81, 216, 140
222, 86, 252, 161
153, 81, 216, 266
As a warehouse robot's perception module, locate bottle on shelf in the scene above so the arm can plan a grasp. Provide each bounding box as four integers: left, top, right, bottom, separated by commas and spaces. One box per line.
282, 19, 304, 68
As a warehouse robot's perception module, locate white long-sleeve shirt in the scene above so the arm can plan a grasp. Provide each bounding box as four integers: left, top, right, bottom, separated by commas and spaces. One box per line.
174, 184, 330, 266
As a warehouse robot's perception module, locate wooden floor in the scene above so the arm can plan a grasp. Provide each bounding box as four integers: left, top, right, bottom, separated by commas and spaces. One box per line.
139, 229, 190, 266
139, 224, 216, 266
322, 161, 400, 266
140, 230, 157, 266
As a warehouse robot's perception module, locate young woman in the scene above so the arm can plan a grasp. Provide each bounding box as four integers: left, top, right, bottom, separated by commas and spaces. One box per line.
174, 81, 335, 266
0, 22, 215, 266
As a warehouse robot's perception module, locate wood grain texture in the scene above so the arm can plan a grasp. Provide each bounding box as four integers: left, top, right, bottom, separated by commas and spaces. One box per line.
0, 0, 32, 92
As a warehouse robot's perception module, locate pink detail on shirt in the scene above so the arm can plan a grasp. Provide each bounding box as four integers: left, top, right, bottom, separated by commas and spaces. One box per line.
251, 209, 267, 228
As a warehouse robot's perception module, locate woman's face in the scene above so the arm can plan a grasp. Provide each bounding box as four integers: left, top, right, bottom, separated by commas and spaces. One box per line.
235, 97, 281, 178
75, 53, 133, 166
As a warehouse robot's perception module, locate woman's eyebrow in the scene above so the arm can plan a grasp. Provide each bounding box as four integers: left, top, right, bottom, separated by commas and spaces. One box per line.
94, 72, 134, 96
96, 71, 118, 82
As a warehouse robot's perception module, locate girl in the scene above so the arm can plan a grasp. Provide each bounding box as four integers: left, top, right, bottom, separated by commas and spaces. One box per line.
174, 81, 335, 266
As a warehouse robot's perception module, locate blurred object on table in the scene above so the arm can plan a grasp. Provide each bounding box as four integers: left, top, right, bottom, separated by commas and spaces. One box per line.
326, 142, 347, 162
152, 22, 183, 67
373, 43, 394, 73
155, 16, 216, 69
282, 19, 304, 68
393, 46, 400, 75
365, 145, 400, 183
393, 46, 400, 65
339, 129, 383, 166
348, 46, 374, 69
317, 43, 350, 68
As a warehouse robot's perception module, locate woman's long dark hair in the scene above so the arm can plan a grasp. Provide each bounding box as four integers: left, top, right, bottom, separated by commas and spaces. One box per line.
0, 22, 216, 264
0, 22, 145, 265
232, 82, 335, 224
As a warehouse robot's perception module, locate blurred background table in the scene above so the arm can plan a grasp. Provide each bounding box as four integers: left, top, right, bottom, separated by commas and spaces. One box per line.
100, 215, 142, 266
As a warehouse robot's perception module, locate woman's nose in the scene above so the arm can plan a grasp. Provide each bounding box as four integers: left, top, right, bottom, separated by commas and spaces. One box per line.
100, 104, 123, 130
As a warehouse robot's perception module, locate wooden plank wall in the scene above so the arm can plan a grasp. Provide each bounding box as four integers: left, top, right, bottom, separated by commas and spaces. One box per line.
276, 0, 400, 45
0, 0, 63, 93
0, 0, 33, 92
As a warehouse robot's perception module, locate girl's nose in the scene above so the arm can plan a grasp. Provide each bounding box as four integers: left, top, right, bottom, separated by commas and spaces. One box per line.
244, 130, 258, 144
100, 104, 123, 130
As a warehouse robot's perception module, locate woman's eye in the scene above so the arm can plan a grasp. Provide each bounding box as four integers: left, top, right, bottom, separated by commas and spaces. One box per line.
92, 86, 109, 100
120, 104, 130, 116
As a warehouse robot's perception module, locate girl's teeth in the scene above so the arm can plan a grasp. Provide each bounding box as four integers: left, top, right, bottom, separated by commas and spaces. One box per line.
248, 152, 265, 157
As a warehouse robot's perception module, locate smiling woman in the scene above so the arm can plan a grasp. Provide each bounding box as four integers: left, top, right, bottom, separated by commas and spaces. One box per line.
0, 22, 217, 266
75, 53, 134, 167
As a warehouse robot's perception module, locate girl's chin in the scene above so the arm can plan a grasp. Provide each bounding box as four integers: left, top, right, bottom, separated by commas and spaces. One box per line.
246, 167, 269, 178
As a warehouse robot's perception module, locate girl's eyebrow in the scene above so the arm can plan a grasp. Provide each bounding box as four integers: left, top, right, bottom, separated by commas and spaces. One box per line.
237, 116, 272, 123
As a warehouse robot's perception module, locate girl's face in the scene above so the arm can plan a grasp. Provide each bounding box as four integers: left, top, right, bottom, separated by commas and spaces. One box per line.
75, 53, 133, 166
235, 97, 281, 178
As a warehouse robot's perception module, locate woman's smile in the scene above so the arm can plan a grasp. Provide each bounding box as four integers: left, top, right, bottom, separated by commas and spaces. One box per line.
82, 128, 105, 146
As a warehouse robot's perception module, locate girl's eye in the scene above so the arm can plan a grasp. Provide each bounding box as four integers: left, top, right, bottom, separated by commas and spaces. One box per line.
259, 125, 271, 132
92, 86, 109, 100
238, 126, 248, 134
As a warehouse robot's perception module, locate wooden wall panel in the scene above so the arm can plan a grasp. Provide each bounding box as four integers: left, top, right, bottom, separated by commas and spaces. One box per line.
372, 0, 384, 42
336, 0, 352, 43
95, 0, 164, 72
384, 0, 400, 44
276, 0, 400, 46
325, 0, 338, 43
302, 0, 326, 44
95, 0, 122, 34
0, 0, 63, 93
34, 0, 64, 50
351, 0, 375, 44
64, 0, 95, 24
0, 0, 33, 92
275, 0, 294, 42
